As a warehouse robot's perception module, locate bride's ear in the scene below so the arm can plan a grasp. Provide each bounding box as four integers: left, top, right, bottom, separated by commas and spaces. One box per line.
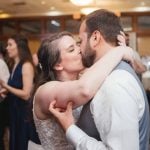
54, 63, 63, 71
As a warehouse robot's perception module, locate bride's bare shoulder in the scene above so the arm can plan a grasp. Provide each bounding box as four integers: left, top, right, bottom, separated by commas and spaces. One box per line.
35, 81, 60, 99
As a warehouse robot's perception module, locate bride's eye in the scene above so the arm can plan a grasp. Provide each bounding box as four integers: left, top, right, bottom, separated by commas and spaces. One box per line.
69, 49, 74, 52
76, 41, 81, 46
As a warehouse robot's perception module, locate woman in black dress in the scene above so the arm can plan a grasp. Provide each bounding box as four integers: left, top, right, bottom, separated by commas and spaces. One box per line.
0, 34, 38, 150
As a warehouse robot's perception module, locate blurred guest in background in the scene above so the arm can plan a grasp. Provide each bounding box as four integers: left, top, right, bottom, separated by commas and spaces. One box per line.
0, 41, 10, 150
0, 34, 36, 150
32, 53, 38, 67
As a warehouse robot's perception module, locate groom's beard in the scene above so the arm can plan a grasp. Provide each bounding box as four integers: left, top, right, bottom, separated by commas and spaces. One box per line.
81, 42, 96, 68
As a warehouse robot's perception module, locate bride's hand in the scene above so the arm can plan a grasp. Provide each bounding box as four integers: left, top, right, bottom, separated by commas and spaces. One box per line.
117, 31, 127, 46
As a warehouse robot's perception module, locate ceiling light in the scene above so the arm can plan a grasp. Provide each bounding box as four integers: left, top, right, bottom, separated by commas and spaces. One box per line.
50, 6, 55, 11
80, 7, 99, 15
46, 11, 63, 16
41, 1, 46, 5
0, 13, 11, 19
70, 0, 93, 6
73, 12, 81, 19
141, 2, 145, 6
133, 6, 150, 12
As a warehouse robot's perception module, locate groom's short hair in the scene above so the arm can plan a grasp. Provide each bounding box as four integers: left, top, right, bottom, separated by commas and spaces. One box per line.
85, 9, 123, 46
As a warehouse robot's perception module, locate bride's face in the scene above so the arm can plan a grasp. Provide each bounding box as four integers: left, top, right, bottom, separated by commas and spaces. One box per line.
57, 35, 84, 73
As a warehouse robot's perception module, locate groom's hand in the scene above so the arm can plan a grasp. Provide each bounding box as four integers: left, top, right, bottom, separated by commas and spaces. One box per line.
49, 100, 75, 131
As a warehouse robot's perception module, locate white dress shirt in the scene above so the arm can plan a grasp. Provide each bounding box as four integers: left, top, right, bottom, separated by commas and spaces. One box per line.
66, 69, 145, 150
0, 59, 9, 83
0, 59, 10, 101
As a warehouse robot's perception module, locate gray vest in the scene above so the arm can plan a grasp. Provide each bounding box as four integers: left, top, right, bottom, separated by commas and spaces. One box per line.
77, 61, 150, 150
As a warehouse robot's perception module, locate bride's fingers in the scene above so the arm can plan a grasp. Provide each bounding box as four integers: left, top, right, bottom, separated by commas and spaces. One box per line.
117, 35, 126, 46
118, 41, 124, 46
66, 102, 73, 112
49, 100, 56, 108
120, 31, 126, 38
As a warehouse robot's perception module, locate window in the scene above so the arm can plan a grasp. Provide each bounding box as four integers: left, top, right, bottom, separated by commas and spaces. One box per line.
47, 19, 61, 33
120, 17, 132, 31
137, 16, 150, 30
2, 22, 16, 35
20, 21, 41, 35
65, 19, 80, 33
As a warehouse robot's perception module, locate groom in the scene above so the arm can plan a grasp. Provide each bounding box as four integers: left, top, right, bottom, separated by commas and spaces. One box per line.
49, 9, 150, 150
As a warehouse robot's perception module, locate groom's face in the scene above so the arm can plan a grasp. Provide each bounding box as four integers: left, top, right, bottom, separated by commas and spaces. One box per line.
79, 21, 96, 67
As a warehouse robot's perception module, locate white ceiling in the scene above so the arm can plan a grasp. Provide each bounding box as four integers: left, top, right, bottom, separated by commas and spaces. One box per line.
0, 0, 150, 17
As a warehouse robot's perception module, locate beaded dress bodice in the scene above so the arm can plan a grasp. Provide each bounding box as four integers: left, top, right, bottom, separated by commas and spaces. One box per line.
33, 112, 74, 150
33, 99, 81, 150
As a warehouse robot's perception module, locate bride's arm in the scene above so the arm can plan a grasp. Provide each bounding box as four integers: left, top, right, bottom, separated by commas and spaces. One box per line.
35, 46, 134, 115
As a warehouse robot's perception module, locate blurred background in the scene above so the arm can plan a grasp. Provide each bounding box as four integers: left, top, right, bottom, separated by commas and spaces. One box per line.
0, 0, 149, 53
0, 0, 150, 89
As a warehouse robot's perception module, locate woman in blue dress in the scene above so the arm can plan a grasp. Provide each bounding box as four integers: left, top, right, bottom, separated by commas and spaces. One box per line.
0, 34, 37, 150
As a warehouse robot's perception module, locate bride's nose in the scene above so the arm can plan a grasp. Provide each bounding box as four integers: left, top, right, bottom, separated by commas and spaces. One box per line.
78, 49, 81, 54
77, 47, 81, 54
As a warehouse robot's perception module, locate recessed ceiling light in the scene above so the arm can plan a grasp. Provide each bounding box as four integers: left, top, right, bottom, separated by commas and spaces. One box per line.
50, 6, 55, 11
133, 6, 150, 12
70, 0, 93, 6
46, 11, 63, 16
0, 13, 11, 18
141, 2, 145, 6
80, 7, 99, 15
41, 1, 46, 5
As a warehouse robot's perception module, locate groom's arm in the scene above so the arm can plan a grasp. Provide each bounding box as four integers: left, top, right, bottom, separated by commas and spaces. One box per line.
50, 70, 142, 150
66, 125, 107, 150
